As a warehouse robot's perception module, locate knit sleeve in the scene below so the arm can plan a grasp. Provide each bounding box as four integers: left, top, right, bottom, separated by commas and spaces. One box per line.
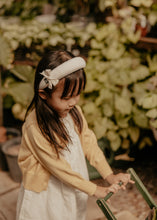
76, 105, 113, 179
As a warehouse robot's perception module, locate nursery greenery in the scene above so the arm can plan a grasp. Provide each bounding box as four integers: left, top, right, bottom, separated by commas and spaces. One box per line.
0, 0, 157, 152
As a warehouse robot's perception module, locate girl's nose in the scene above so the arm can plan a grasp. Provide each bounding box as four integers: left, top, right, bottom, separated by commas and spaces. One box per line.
69, 96, 79, 107
69, 99, 76, 107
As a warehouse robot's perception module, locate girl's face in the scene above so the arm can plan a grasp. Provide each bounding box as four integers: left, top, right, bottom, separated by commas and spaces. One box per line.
45, 79, 80, 118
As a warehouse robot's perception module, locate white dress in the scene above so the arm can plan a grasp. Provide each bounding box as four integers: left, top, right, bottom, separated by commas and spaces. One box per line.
16, 114, 89, 220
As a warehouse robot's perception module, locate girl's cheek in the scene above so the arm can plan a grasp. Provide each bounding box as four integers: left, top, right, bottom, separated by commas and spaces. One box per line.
76, 96, 80, 103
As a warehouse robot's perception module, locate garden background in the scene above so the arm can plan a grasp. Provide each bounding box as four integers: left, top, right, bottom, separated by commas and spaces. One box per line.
0, 0, 157, 219
1, 0, 157, 161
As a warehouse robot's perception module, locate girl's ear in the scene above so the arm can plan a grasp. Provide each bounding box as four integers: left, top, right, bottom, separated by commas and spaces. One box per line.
38, 90, 47, 100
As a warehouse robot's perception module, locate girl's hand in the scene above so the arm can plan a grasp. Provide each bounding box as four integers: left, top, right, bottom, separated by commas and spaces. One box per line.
106, 173, 134, 190
94, 183, 121, 198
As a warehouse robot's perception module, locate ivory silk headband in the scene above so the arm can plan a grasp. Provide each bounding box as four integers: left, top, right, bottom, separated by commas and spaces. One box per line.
39, 57, 86, 89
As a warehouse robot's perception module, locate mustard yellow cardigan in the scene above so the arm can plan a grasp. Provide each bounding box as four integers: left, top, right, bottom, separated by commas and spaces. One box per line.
18, 105, 113, 196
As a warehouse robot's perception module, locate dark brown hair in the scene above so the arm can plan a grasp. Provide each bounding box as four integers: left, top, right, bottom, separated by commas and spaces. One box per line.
26, 50, 86, 156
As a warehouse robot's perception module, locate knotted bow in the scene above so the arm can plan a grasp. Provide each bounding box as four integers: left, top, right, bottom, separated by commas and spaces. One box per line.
40, 69, 59, 89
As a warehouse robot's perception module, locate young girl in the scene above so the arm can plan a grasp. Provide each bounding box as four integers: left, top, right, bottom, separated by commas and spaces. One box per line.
16, 50, 133, 220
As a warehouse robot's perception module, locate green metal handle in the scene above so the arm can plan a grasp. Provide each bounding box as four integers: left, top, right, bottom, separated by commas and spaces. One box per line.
96, 199, 117, 220
127, 168, 157, 209
96, 182, 123, 220
103, 181, 123, 201
96, 168, 157, 220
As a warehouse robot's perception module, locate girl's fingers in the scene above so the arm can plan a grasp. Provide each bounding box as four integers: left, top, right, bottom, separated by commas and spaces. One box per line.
117, 174, 135, 190
129, 180, 135, 184
119, 174, 134, 184
108, 183, 121, 193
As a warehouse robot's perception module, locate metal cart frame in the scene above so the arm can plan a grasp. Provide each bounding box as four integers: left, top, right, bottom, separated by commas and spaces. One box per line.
96, 168, 157, 220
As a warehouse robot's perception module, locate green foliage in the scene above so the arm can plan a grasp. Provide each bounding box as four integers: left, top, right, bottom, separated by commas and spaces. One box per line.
80, 18, 157, 151
0, 35, 13, 67
0, 0, 157, 152
2, 64, 34, 121
0, 0, 46, 20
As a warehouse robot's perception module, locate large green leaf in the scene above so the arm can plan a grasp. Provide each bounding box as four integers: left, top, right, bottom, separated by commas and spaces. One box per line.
119, 129, 128, 138
95, 88, 113, 106
132, 81, 148, 105
146, 109, 157, 118
133, 106, 148, 128
128, 127, 140, 143
82, 102, 100, 116
140, 94, 157, 109
102, 103, 113, 117
0, 35, 13, 68
93, 117, 108, 139
4, 82, 33, 106
102, 42, 125, 60
108, 65, 149, 86
107, 130, 121, 151
130, 65, 150, 82
11, 65, 34, 83
115, 94, 132, 115
90, 39, 104, 49
115, 113, 130, 128
150, 119, 157, 129
130, 0, 153, 7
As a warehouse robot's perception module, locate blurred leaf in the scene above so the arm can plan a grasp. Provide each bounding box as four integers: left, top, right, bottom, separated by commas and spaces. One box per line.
119, 129, 128, 138
0, 35, 13, 68
147, 54, 157, 72
95, 88, 113, 106
133, 106, 148, 128
148, 11, 157, 25
130, 65, 150, 82
146, 109, 157, 118
150, 119, 157, 129
106, 119, 118, 131
138, 137, 152, 150
91, 39, 104, 49
12, 103, 26, 121
102, 42, 125, 60
3, 82, 33, 106
115, 94, 132, 115
130, 0, 153, 7
102, 103, 113, 117
82, 102, 101, 117
140, 94, 157, 109
128, 127, 140, 143
11, 65, 34, 83
107, 130, 121, 151
84, 79, 101, 93
49, 35, 64, 46
93, 117, 108, 139
132, 81, 148, 105
115, 113, 130, 128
